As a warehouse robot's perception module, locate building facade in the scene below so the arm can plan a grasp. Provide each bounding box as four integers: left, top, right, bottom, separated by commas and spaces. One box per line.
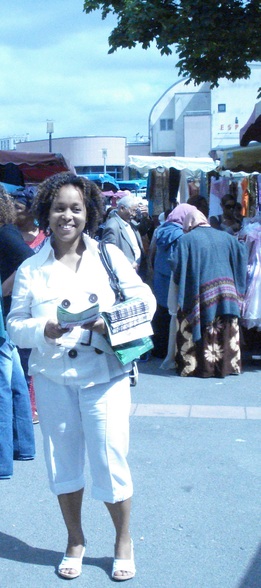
15, 135, 128, 180
149, 62, 261, 157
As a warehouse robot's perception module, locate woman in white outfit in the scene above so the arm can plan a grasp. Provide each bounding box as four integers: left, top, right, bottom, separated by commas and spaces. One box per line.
7, 172, 156, 582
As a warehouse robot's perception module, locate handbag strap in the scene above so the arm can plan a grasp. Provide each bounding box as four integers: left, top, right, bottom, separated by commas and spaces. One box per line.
98, 241, 125, 302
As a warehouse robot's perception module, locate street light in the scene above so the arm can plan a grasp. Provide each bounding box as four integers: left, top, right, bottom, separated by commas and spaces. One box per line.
46, 120, 54, 153
102, 148, 107, 175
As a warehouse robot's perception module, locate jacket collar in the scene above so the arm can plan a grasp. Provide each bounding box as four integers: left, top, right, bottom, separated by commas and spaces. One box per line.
34, 232, 96, 265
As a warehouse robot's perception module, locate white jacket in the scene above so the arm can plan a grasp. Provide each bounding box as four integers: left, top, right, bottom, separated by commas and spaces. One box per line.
7, 234, 156, 387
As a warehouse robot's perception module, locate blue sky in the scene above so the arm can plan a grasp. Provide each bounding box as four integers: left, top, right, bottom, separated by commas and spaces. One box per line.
0, 0, 180, 143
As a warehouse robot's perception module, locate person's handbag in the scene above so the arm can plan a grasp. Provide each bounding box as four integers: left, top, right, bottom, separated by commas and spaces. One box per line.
98, 241, 154, 366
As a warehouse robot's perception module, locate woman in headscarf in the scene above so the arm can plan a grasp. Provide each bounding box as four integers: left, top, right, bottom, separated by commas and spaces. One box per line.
151, 203, 196, 358
172, 208, 247, 377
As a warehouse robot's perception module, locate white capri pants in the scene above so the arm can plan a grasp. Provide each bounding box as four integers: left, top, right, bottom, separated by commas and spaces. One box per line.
33, 372, 133, 503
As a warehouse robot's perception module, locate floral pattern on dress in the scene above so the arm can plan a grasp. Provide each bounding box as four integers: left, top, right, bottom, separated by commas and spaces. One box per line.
204, 343, 223, 363
175, 313, 241, 378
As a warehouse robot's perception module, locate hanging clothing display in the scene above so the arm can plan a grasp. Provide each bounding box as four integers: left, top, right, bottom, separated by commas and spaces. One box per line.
241, 176, 250, 217
208, 172, 261, 220
240, 217, 261, 329
146, 167, 170, 216
169, 167, 181, 203
208, 175, 230, 217
178, 169, 193, 203
258, 175, 261, 207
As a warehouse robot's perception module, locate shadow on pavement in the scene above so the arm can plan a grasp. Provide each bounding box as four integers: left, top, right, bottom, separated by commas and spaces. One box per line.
237, 541, 261, 588
137, 356, 177, 377
0, 531, 112, 577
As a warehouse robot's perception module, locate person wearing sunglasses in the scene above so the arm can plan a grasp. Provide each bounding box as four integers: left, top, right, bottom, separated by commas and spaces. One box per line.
210, 194, 243, 235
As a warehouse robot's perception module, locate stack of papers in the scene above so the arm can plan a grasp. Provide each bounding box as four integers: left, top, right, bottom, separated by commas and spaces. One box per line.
101, 298, 152, 346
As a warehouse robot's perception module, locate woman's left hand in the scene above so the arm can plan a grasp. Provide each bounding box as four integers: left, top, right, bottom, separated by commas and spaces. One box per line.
44, 319, 70, 339
82, 317, 107, 335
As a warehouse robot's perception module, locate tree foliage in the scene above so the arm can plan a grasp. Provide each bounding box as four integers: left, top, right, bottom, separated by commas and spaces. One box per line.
83, 0, 261, 92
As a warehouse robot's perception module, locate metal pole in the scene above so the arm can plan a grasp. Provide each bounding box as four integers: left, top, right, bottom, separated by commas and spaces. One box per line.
102, 148, 107, 175
46, 120, 54, 153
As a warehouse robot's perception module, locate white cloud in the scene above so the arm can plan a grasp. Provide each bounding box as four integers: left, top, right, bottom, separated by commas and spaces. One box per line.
0, 0, 180, 142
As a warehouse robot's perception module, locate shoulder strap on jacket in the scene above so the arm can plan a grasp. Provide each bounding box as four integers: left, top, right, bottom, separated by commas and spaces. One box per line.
98, 242, 124, 302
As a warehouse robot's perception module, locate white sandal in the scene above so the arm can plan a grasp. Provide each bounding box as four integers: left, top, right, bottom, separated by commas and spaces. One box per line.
112, 539, 136, 582
58, 542, 86, 579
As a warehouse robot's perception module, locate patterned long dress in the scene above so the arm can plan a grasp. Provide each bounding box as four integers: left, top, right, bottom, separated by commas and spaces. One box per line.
173, 227, 247, 378
175, 312, 241, 377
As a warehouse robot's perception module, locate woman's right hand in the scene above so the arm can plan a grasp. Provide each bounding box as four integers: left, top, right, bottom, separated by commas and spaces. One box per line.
44, 320, 70, 339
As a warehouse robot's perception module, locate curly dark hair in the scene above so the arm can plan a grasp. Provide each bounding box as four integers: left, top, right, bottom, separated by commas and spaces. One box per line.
32, 172, 104, 237
0, 185, 16, 225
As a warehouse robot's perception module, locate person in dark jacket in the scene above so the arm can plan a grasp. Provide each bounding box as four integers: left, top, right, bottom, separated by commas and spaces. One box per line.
0, 187, 35, 477
151, 203, 196, 357
102, 194, 147, 280
0, 188, 34, 318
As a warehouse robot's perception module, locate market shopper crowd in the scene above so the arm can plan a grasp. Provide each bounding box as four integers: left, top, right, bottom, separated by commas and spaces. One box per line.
1, 170, 260, 583
98, 186, 250, 379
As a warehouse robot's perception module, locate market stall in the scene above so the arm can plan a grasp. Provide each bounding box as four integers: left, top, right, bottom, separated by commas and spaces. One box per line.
0, 151, 75, 185
128, 155, 217, 216
81, 173, 119, 192
240, 101, 261, 147
208, 143, 261, 218
210, 143, 261, 174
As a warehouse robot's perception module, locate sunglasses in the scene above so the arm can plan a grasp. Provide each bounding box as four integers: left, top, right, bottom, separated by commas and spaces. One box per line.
224, 203, 235, 209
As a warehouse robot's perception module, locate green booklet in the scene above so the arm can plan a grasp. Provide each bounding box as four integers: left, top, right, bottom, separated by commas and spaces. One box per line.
112, 337, 154, 365
57, 301, 99, 328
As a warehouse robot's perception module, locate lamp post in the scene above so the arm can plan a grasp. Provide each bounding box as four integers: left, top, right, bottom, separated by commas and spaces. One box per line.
102, 148, 107, 175
46, 120, 54, 153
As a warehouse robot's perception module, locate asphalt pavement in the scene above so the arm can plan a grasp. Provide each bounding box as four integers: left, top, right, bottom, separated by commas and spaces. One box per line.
1, 352, 261, 588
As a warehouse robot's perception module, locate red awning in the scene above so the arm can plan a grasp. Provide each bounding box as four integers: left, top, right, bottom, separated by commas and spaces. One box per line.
0, 151, 75, 184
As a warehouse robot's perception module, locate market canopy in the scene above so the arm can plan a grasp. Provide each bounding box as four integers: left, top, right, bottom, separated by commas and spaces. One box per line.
81, 173, 119, 192
210, 143, 261, 173
117, 179, 147, 192
0, 151, 75, 185
128, 155, 217, 174
240, 101, 261, 147
0, 182, 23, 193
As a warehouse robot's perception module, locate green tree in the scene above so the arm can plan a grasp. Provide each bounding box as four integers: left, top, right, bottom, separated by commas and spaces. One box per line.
83, 0, 261, 93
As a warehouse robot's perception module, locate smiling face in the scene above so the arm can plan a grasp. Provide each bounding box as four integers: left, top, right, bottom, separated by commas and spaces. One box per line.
48, 184, 87, 246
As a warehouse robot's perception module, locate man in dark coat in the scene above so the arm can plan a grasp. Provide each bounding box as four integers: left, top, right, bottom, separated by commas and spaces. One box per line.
102, 195, 147, 280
